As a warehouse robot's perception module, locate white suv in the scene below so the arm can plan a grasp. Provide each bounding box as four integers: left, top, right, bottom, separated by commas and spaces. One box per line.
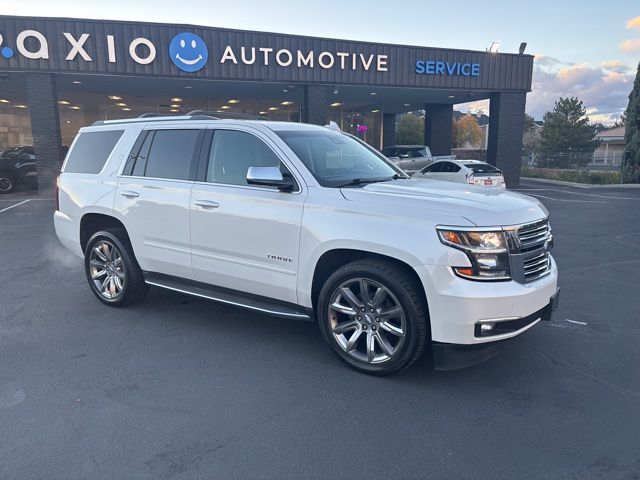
54, 115, 558, 375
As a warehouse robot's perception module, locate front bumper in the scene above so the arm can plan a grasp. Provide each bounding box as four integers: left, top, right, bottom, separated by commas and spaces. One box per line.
432, 291, 559, 370
415, 255, 558, 346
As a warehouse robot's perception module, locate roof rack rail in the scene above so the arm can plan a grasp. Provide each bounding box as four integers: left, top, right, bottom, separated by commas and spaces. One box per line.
138, 113, 160, 118
187, 110, 269, 121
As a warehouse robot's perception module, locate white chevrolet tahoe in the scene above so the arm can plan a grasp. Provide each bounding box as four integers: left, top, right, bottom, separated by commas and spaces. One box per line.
54, 114, 559, 375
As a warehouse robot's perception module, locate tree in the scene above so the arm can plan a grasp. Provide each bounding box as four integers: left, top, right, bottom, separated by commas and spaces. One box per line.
395, 113, 424, 145
623, 62, 640, 183
452, 114, 483, 148
522, 113, 541, 156
538, 97, 601, 168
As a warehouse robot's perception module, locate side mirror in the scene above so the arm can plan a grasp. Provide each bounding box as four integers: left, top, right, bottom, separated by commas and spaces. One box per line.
246, 166, 296, 191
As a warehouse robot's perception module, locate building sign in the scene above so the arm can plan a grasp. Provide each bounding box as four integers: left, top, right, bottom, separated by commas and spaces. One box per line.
415, 60, 480, 77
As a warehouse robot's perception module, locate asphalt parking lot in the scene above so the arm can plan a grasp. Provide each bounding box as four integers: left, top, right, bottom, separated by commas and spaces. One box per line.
1, 179, 639, 480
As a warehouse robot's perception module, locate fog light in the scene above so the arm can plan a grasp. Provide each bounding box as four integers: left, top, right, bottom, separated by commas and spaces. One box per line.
480, 322, 495, 334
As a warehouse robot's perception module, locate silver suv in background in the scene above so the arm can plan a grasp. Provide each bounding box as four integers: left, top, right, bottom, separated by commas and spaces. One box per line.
381, 145, 433, 173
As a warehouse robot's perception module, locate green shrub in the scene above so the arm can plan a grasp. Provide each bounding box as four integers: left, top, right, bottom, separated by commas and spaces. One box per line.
521, 167, 621, 185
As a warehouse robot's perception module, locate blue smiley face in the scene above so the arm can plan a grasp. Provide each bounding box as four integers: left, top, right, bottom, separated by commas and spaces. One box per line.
169, 32, 208, 72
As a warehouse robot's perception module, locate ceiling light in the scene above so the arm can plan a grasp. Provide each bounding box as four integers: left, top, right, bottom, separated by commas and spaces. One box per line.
115, 102, 127, 107
69, 106, 80, 110
184, 85, 193, 89
487, 42, 500, 53
448, 95, 455, 99
268, 106, 279, 111
227, 99, 239, 104
0, 99, 10, 103
371, 109, 380, 113
330, 102, 342, 107
58, 100, 70, 105
170, 109, 179, 112
220, 105, 231, 109
108, 95, 122, 100
281, 101, 293, 106
121, 107, 131, 111
370, 92, 377, 96
403, 103, 410, 107
14, 104, 28, 108
282, 89, 288, 93
171, 97, 182, 102
170, 104, 180, 108
259, 111, 268, 115
72, 80, 82, 84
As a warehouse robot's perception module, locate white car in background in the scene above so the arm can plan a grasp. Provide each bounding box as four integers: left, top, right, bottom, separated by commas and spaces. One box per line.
413, 159, 506, 189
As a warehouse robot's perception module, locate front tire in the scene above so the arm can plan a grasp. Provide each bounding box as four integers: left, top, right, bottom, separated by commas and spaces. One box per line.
84, 229, 148, 307
317, 259, 428, 375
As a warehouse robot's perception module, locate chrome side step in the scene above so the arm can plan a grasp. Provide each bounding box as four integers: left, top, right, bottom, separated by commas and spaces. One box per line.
143, 272, 313, 321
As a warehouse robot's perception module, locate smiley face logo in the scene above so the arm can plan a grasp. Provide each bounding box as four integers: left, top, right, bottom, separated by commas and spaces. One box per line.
169, 32, 208, 72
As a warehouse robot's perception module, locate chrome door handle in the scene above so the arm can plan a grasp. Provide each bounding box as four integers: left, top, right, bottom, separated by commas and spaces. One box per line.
194, 199, 219, 209
120, 190, 140, 198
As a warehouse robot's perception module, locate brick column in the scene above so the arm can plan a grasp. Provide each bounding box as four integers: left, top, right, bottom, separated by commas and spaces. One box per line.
25, 74, 63, 195
425, 104, 453, 156
302, 85, 329, 125
382, 113, 396, 147
486, 92, 526, 187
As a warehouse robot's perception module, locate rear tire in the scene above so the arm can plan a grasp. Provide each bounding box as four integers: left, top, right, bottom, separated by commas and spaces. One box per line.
317, 259, 428, 376
84, 228, 148, 307
0, 173, 15, 194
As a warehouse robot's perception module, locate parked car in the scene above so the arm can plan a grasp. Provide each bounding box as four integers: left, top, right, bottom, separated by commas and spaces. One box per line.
381, 145, 433, 173
0, 146, 37, 193
413, 159, 506, 188
54, 116, 558, 375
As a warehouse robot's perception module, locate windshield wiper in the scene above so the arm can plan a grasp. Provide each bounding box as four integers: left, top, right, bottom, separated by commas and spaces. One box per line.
337, 174, 404, 188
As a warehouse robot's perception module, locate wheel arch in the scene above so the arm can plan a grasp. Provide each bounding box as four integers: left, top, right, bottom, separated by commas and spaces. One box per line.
310, 248, 428, 315
79, 212, 131, 253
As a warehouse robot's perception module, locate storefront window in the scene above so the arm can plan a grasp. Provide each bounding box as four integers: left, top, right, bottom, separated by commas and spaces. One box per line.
0, 74, 32, 152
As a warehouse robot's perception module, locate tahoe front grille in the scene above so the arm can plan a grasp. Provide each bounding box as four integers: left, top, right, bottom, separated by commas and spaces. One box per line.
517, 219, 551, 253
523, 250, 551, 282
506, 218, 553, 283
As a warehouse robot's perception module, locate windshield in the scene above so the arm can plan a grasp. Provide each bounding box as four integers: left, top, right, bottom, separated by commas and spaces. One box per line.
277, 130, 401, 187
1, 147, 22, 158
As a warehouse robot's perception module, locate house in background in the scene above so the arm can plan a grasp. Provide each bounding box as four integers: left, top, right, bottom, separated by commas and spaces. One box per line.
593, 126, 625, 166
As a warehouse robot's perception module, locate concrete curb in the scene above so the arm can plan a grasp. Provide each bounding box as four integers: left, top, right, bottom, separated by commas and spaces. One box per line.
521, 177, 640, 189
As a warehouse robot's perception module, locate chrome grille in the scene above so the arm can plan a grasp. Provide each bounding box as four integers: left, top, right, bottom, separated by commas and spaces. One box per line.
517, 219, 551, 253
523, 250, 551, 282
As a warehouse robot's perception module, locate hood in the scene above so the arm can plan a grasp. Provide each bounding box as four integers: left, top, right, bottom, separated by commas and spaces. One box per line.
340, 178, 548, 227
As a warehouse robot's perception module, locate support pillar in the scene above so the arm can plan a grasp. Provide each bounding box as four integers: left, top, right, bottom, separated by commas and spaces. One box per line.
486, 92, 526, 187
302, 86, 329, 125
382, 113, 396, 147
25, 74, 63, 195
425, 104, 453, 155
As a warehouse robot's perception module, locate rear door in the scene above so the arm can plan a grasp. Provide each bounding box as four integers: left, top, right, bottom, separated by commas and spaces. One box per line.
115, 127, 204, 280
189, 126, 305, 303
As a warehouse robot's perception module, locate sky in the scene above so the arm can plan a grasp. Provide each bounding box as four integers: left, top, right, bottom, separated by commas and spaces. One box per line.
3, 0, 640, 124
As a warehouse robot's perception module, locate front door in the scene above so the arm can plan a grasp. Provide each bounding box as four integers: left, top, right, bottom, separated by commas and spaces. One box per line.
189, 127, 305, 304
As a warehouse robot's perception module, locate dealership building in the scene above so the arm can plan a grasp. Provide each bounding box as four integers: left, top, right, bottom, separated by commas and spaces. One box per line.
0, 15, 534, 190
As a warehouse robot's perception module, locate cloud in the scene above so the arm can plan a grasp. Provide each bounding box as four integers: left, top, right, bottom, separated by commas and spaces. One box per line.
527, 58, 635, 124
620, 39, 640, 52
626, 16, 640, 30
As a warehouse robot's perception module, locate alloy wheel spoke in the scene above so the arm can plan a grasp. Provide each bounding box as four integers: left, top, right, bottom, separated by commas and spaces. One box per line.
340, 287, 363, 309
90, 259, 106, 268
375, 332, 394, 357
359, 279, 371, 304
113, 275, 123, 291
92, 269, 107, 280
108, 277, 116, 296
371, 287, 387, 309
379, 306, 401, 320
345, 327, 363, 351
331, 301, 357, 316
101, 276, 111, 293
113, 269, 125, 280
366, 332, 376, 362
94, 246, 108, 262
333, 320, 359, 335
380, 321, 404, 337
102, 243, 113, 261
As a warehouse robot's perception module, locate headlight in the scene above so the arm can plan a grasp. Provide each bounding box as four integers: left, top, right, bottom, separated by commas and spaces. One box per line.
437, 228, 511, 281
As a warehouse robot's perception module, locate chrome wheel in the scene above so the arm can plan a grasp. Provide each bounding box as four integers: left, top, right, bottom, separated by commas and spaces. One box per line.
0, 176, 13, 193
89, 240, 125, 300
328, 277, 406, 364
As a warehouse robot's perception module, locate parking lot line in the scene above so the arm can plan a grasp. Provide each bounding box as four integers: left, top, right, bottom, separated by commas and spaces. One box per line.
521, 193, 605, 203
0, 199, 31, 213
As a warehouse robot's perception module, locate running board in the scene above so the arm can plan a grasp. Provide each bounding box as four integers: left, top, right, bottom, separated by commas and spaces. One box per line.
143, 272, 313, 321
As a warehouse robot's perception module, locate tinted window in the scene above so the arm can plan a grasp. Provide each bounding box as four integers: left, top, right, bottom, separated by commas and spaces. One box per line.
465, 163, 501, 175
144, 129, 200, 180
131, 132, 153, 177
64, 130, 124, 174
381, 147, 398, 157
440, 162, 460, 173
277, 130, 398, 188
423, 162, 443, 173
207, 130, 281, 186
